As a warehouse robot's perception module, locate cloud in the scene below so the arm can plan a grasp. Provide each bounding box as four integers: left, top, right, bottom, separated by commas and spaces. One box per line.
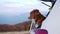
0, 0, 51, 15
0, 0, 52, 24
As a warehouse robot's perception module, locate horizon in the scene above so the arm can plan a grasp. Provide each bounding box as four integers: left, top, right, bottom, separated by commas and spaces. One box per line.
0, 0, 52, 25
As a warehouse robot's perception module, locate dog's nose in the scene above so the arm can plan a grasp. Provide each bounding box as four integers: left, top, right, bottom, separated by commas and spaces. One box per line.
28, 16, 32, 19
28, 17, 31, 19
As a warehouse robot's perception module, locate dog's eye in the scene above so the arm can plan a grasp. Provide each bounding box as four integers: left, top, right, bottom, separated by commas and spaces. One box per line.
35, 13, 39, 15
37, 13, 40, 14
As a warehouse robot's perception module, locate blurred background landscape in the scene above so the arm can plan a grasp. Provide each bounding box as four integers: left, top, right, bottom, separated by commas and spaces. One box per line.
0, 0, 51, 34
0, 21, 31, 32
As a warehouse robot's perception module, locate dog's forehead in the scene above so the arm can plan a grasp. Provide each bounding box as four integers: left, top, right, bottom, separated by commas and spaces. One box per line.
30, 9, 39, 13
30, 11, 39, 14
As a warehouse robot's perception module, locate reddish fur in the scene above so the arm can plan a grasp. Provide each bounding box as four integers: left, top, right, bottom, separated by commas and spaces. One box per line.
28, 9, 46, 26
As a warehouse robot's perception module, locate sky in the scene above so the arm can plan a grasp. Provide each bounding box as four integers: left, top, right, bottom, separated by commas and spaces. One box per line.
0, 0, 52, 25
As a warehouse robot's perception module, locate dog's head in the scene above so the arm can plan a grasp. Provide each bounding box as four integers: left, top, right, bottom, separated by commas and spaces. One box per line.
28, 9, 46, 26
28, 9, 40, 19
28, 9, 45, 20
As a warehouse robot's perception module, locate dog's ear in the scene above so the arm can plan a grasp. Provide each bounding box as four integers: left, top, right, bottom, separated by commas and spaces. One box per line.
37, 20, 42, 25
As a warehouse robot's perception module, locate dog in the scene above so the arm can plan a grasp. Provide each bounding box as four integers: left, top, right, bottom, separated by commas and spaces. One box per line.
28, 9, 46, 28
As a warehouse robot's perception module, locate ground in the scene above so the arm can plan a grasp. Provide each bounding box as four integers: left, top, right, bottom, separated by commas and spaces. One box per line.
0, 31, 30, 34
